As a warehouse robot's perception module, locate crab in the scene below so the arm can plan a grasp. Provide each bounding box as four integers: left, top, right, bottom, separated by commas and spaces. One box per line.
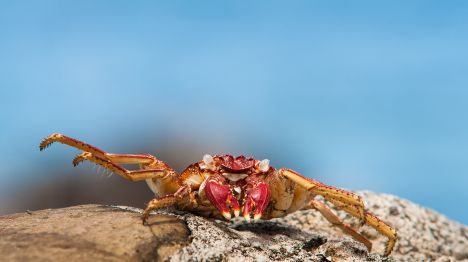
39, 133, 397, 256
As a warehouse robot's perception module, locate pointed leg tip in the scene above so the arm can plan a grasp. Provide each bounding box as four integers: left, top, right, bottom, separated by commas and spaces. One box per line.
221, 211, 232, 220
72, 159, 82, 167
39, 134, 63, 150
72, 152, 92, 167
383, 246, 393, 257
141, 212, 150, 225
72, 156, 84, 167
233, 209, 240, 218
253, 213, 262, 221
39, 135, 60, 151
243, 214, 251, 223
39, 141, 50, 151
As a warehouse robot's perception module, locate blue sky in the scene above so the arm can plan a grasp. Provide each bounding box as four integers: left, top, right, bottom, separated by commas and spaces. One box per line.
1, 1, 468, 223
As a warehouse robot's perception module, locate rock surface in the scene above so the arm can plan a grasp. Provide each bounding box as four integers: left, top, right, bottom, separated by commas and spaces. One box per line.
0, 191, 466, 262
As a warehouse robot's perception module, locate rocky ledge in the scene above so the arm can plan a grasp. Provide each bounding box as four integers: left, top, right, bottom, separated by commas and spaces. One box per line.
0, 191, 466, 261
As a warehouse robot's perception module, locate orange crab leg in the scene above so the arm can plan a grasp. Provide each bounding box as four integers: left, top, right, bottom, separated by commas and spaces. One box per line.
40, 133, 177, 179
73, 152, 167, 181
308, 199, 372, 252
278, 168, 366, 221
105, 154, 156, 165
85, 153, 175, 172
278, 168, 397, 256
40, 133, 107, 157
40, 133, 163, 165
326, 198, 397, 256
40, 133, 186, 224
142, 185, 190, 223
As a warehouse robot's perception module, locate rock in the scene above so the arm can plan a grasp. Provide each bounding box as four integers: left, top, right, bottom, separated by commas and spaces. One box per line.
0, 191, 466, 261
283, 192, 468, 261
0, 205, 189, 261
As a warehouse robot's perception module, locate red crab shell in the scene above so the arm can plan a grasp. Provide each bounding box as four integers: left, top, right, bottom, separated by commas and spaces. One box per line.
215, 154, 255, 172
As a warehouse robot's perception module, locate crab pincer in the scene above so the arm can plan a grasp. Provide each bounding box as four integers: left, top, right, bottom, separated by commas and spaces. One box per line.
204, 175, 240, 220
242, 182, 271, 221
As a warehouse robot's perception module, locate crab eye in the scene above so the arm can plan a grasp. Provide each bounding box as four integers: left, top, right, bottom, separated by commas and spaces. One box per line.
200, 154, 216, 171
203, 154, 214, 165
258, 159, 270, 172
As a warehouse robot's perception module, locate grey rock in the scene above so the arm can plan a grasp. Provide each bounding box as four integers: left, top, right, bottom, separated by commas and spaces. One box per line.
0, 191, 466, 261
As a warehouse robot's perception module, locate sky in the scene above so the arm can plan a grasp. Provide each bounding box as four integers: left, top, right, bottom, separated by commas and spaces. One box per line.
1, 1, 468, 224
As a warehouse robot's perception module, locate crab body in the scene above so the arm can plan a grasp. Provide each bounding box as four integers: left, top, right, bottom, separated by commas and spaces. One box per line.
154, 154, 311, 221
145, 155, 270, 220
40, 133, 397, 256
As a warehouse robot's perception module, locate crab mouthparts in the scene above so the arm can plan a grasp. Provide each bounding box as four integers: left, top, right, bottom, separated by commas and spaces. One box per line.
222, 172, 249, 182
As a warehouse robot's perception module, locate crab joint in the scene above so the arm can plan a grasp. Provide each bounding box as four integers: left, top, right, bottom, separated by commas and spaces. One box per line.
204, 177, 240, 220
242, 182, 271, 221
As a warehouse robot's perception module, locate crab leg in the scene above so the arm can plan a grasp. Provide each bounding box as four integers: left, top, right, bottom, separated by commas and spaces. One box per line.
40, 133, 108, 157
326, 198, 397, 256
40, 133, 177, 179
40, 133, 160, 165
72, 152, 167, 181
142, 185, 190, 222
279, 168, 396, 256
83, 153, 175, 172
278, 168, 366, 222
105, 154, 156, 165
308, 199, 372, 252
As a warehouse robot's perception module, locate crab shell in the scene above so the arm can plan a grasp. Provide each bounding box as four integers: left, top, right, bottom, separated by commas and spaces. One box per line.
148, 154, 311, 221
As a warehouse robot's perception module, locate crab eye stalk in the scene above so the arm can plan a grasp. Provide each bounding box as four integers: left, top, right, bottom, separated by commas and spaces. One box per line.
203, 154, 214, 164
257, 159, 270, 172
200, 154, 216, 171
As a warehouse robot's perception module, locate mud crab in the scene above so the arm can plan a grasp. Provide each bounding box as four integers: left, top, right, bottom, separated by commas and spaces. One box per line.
39, 133, 397, 256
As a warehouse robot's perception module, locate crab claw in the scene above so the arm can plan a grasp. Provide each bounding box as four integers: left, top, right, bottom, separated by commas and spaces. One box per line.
204, 176, 240, 220
242, 182, 270, 221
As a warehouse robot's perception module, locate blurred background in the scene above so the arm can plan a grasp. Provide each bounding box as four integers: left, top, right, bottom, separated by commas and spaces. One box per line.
1, 1, 468, 224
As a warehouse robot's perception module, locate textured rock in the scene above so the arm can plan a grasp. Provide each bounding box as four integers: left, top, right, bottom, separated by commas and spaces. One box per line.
283, 192, 468, 262
0, 205, 189, 261
0, 192, 466, 261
